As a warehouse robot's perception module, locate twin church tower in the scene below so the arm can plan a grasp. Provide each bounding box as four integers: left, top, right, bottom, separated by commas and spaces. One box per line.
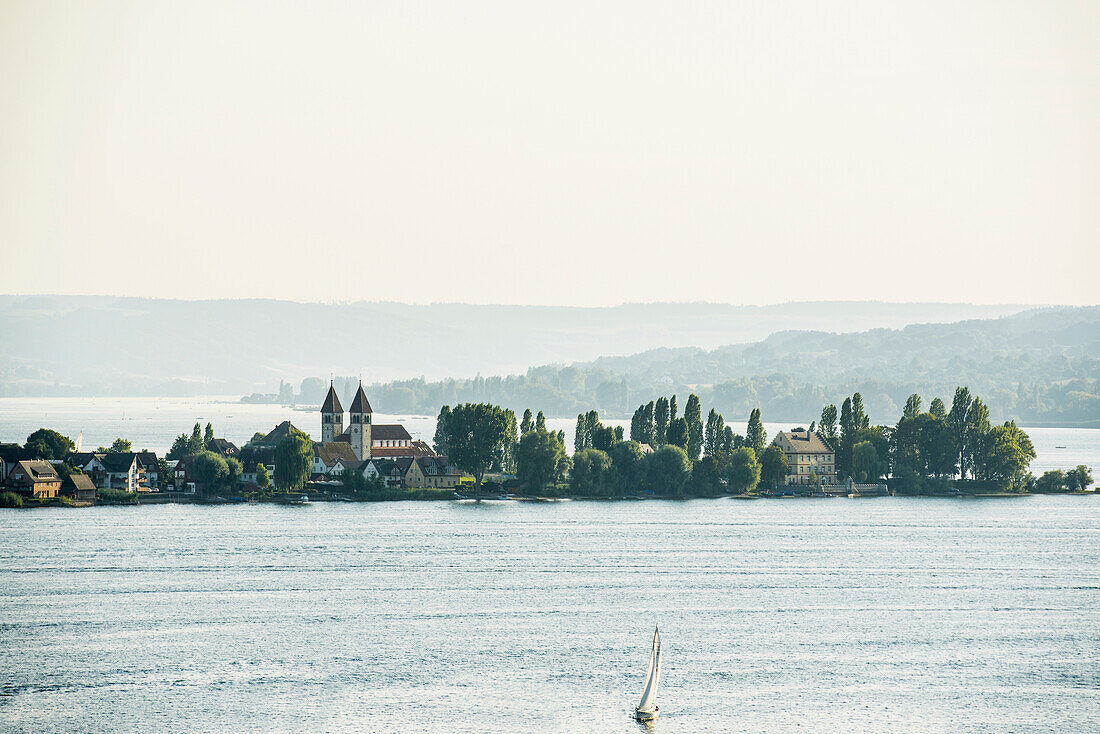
320, 381, 372, 459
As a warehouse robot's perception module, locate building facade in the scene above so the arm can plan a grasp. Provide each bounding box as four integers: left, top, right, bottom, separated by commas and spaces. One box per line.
771, 429, 837, 485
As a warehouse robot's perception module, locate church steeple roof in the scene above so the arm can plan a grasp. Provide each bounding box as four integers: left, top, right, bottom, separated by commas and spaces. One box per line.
321, 383, 343, 414
350, 382, 373, 414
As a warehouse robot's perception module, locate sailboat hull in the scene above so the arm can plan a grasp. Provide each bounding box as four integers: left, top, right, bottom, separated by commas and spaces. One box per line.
634, 707, 659, 721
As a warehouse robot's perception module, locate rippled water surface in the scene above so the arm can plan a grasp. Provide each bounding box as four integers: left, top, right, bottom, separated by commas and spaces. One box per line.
2, 498, 1098, 733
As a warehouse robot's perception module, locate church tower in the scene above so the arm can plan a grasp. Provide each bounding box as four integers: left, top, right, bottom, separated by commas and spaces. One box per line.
321, 381, 343, 443
348, 381, 373, 460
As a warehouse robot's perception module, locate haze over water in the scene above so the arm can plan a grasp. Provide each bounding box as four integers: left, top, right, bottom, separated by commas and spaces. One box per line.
2, 498, 1097, 733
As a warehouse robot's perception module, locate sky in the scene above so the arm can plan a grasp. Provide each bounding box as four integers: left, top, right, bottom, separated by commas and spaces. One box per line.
1, 1, 1097, 306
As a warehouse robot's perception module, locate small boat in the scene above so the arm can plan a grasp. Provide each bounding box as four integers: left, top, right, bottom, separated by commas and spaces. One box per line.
634, 625, 662, 721
1055, 445, 1067, 449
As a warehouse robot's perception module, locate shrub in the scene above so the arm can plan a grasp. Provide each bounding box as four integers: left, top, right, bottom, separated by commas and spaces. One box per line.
98, 488, 137, 503
0, 491, 23, 508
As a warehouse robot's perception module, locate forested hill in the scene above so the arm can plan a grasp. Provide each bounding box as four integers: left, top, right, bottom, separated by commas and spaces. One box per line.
0, 295, 1026, 397
364, 307, 1100, 426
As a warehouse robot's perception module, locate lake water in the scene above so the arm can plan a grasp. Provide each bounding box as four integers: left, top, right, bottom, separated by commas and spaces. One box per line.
0, 397, 1096, 475
1, 498, 1097, 732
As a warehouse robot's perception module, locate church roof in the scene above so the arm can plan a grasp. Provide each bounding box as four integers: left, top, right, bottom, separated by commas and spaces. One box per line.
260, 421, 306, 445
350, 384, 373, 414
372, 424, 411, 441
321, 384, 343, 414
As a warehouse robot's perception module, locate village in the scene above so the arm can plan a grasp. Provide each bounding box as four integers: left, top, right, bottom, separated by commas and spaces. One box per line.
1, 382, 467, 504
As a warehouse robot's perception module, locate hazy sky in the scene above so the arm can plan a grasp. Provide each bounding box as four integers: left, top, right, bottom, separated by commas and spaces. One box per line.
1, 1, 1097, 306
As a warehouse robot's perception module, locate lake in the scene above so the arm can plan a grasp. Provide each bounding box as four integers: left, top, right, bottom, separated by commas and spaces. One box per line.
1, 498, 1097, 732
0, 397, 1096, 475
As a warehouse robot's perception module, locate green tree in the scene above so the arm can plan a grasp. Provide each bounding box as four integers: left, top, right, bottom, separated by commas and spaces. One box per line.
684, 394, 703, 460
274, 430, 313, 492
964, 397, 991, 479
903, 393, 923, 420
256, 463, 271, 493
607, 441, 645, 496
520, 408, 533, 436
981, 421, 1035, 486
107, 437, 132, 454
852, 392, 868, 430
441, 403, 515, 484
571, 448, 612, 496
190, 450, 230, 494
851, 441, 883, 482
502, 409, 519, 473
745, 408, 766, 458
644, 445, 692, 496
726, 447, 761, 494
1068, 465, 1093, 492
591, 426, 616, 452
535, 411, 546, 431
948, 386, 972, 478
1034, 470, 1065, 492
820, 405, 838, 440
654, 397, 670, 447
703, 409, 726, 457
759, 445, 788, 488
929, 397, 947, 420
668, 395, 678, 424
204, 423, 215, 445
433, 406, 452, 456
837, 397, 855, 478
666, 418, 689, 450
24, 428, 74, 460
225, 457, 242, 488
189, 423, 204, 455
517, 429, 569, 491
167, 434, 192, 460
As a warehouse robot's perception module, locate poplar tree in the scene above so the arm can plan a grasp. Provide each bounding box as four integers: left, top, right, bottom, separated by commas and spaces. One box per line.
520, 409, 533, 436
684, 394, 703, 460
948, 387, 972, 478
746, 408, 766, 458
654, 397, 670, 447
819, 405, 838, 440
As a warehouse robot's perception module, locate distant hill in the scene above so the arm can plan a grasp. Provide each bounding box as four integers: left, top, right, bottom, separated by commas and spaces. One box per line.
0, 295, 1029, 397
362, 307, 1100, 427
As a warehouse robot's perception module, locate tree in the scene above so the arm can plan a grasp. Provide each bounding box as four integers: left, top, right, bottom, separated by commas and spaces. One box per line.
745, 408, 766, 458
190, 451, 230, 494
520, 409, 533, 436
684, 394, 703, 460
591, 426, 616, 452
189, 423, 204, 455
644, 445, 692, 496
225, 457, 242, 488
929, 398, 947, 420
608, 441, 645, 496
668, 395, 678, 425
759, 445, 788, 488
256, 463, 271, 493
851, 441, 883, 483
820, 405, 838, 440
107, 438, 132, 454
666, 418, 689, 450
274, 430, 312, 492
726, 447, 761, 494
1034, 470, 1066, 492
517, 429, 569, 491
441, 403, 515, 485
535, 411, 546, 431
948, 387, 972, 478
24, 428, 74, 460
981, 421, 1035, 485
204, 423, 215, 445
1068, 465, 1093, 492
703, 409, 725, 457
654, 398, 670, 447
837, 397, 855, 479
502, 409, 519, 473
964, 397, 991, 479
852, 392, 868, 430
167, 434, 192, 460
571, 448, 612, 496
433, 406, 452, 456
574, 414, 588, 453
903, 394, 922, 420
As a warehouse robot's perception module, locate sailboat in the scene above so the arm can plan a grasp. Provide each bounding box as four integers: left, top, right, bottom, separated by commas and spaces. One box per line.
634, 625, 662, 721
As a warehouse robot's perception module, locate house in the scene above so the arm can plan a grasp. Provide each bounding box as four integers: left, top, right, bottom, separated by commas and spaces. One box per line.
238, 445, 276, 486
61, 473, 97, 501
136, 451, 161, 488
771, 429, 837, 485
100, 452, 146, 492
637, 443, 656, 455
0, 445, 39, 483
406, 456, 462, 489
5, 460, 62, 498
311, 442, 359, 479
173, 455, 197, 493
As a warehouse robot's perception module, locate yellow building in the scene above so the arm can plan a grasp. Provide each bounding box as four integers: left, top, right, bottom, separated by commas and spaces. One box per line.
772, 429, 837, 485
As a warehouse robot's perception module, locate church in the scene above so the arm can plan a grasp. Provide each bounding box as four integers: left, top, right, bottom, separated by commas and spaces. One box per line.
320, 381, 436, 460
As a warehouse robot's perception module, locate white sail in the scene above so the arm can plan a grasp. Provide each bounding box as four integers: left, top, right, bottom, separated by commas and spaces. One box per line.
636, 625, 662, 712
